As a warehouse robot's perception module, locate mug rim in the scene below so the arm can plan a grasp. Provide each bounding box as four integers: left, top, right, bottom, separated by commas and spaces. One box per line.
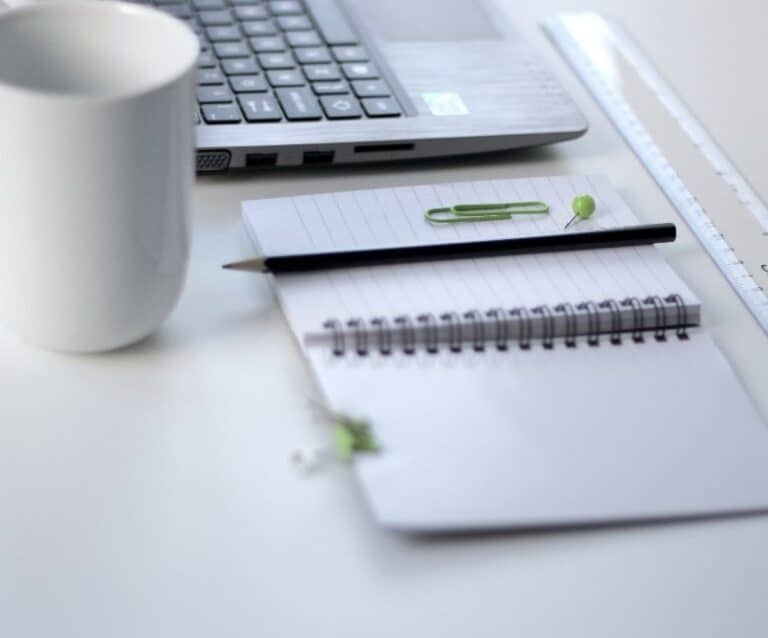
0, 1, 199, 103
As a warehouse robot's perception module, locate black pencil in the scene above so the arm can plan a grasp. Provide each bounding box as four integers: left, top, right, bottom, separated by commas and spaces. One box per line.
222, 223, 677, 274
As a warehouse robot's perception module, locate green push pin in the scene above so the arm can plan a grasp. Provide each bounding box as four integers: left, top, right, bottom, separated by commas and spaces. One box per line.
332, 415, 380, 462
293, 401, 381, 473
565, 194, 596, 229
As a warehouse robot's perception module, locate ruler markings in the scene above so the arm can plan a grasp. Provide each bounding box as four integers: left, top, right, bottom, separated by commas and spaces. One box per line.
543, 13, 768, 333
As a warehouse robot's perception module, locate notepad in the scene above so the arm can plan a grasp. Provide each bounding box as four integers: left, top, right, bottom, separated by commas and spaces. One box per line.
243, 175, 768, 532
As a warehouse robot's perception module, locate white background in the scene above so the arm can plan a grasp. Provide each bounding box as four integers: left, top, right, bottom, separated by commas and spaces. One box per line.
2, 1, 768, 636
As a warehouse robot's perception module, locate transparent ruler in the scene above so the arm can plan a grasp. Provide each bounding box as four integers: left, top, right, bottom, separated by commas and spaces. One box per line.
544, 13, 768, 335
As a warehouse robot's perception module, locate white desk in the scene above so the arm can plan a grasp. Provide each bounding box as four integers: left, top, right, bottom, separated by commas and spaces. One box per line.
3, 1, 768, 636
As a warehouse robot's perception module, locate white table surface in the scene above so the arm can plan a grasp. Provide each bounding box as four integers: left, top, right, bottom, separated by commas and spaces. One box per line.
3, 1, 768, 636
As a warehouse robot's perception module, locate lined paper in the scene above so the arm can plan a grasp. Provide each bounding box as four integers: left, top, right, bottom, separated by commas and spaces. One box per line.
245, 175, 637, 254
237, 176, 768, 533
305, 334, 768, 531
242, 175, 698, 342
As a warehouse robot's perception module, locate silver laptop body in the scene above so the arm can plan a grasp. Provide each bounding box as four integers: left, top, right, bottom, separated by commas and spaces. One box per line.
190, 0, 587, 171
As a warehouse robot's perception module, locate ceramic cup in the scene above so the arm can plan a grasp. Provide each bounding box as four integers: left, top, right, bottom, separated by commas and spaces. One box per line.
0, 1, 198, 352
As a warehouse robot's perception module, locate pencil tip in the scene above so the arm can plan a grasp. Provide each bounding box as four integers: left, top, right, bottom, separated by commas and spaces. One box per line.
221, 258, 264, 272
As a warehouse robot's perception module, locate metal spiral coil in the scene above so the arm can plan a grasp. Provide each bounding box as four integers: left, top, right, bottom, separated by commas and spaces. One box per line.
577, 300, 601, 346
555, 302, 578, 347
486, 307, 510, 350
322, 293, 691, 355
463, 310, 486, 352
598, 299, 623, 345
643, 295, 668, 341
323, 319, 346, 356
532, 305, 555, 349
621, 296, 645, 342
440, 312, 463, 353
664, 293, 689, 339
417, 313, 439, 353
347, 318, 368, 355
394, 315, 416, 354
370, 317, 393, 355
509, 306, 533, 350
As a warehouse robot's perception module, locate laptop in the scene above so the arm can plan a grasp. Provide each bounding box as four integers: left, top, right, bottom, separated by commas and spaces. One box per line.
138, 0, 588, 171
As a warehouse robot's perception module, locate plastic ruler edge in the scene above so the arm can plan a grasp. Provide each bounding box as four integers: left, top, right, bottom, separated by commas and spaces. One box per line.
543, 13, 768, 334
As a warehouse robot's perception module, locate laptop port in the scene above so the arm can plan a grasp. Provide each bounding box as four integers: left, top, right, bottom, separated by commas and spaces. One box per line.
303, 150, 335, 165
353, 143, 415, 153
196, 150, 231, 172
246, 152, 279, 167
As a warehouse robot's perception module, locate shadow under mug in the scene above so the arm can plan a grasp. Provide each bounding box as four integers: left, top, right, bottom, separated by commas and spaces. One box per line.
0, 1, 198, 353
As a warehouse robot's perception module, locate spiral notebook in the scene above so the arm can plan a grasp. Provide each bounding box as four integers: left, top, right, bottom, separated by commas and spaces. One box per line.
243, 175, 768, 532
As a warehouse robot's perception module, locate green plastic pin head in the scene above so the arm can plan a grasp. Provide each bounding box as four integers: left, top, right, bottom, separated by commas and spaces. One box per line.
332, 415, 380, 462
565, 194, 597, 229
572, 194, 596, 219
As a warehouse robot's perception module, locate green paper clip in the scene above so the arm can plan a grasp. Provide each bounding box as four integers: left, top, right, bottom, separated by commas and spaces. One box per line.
425, 201, 550, 224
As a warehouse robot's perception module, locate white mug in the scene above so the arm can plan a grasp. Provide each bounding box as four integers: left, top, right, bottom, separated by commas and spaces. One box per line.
0, 1, 198, 353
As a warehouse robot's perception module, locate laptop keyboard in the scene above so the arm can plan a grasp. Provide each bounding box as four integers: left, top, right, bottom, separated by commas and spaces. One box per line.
129, 0, 404, 125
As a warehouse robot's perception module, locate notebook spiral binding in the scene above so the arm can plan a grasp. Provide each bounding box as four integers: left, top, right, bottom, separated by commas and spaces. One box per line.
322, 294, 691, 357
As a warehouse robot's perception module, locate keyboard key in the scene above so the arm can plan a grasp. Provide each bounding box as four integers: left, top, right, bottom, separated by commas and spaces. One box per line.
241, 20, 277, 36
268, 0, 302, 15
361, 97, 401, 117
233, 5, 268, 20
230, 75, 268, 92
229, 0, 260, 4
221, 57, 260, 74
206, 25, 241, 41
342, 62, 378, 80
197, 50, 217, 68
267, 69, 306, 87
197, 67, 225, 84
196, 85, 234, 103
331, 46, 368, 62
303, 64, 340, 82
160, 3, 193, 18
304, 0, 357, 45
198, 9, 232, 25
239, 94, 283, 121
182, 17, 202, 34
249, 35, 286, 52
320, 94, 362, 119
158, 2, 191, 10
312, 80, 349, 95
192, 0, 225, 9
201, 103, 242, 123
258, 52, 295, 69
285, 30, 321, 47
213, 41, 250, 57
295, 47, 331, 64
351, 79, 390, 97
277, 15, 312, 30
275, 87, 322, 120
